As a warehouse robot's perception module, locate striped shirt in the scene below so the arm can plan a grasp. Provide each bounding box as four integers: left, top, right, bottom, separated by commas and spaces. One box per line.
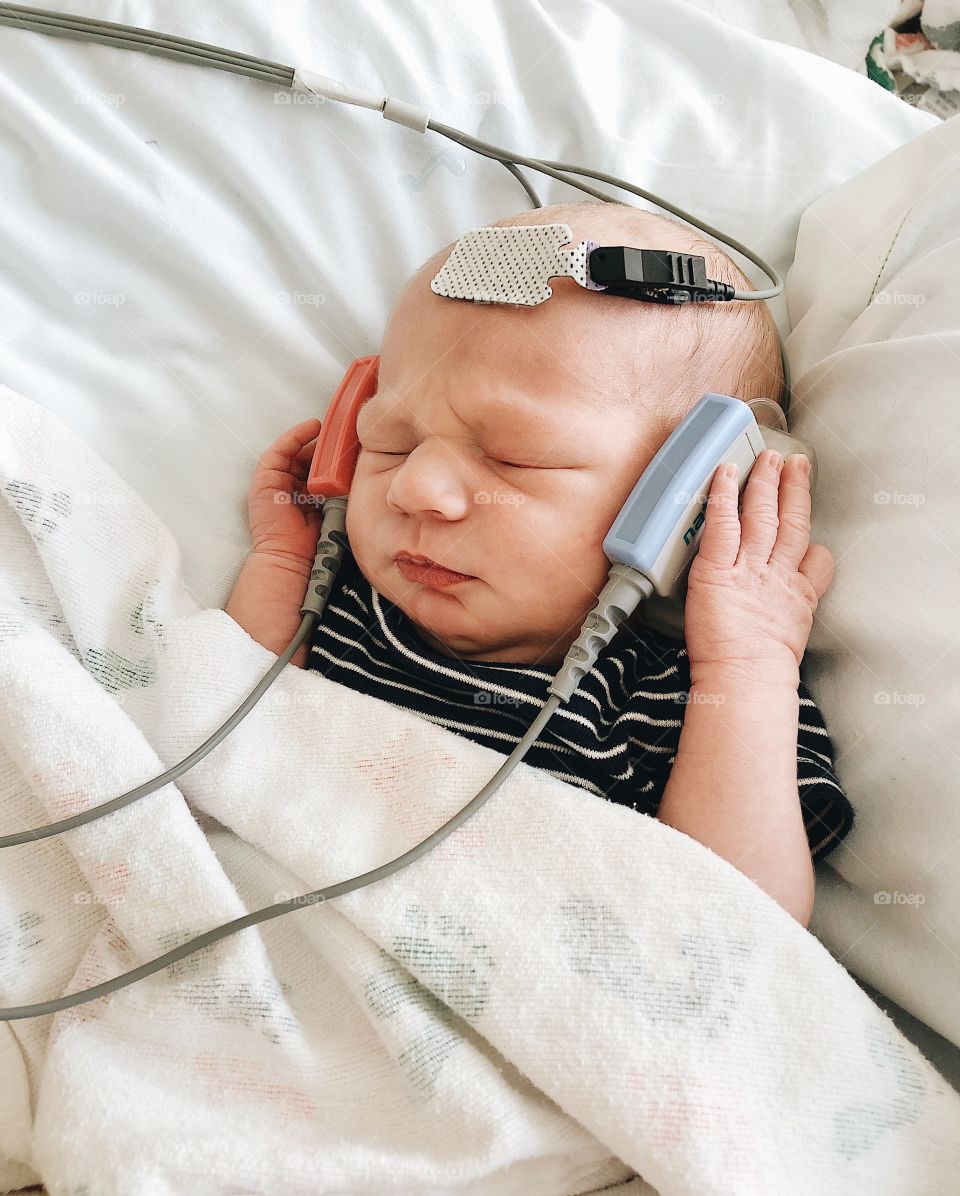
306, 552, 854, 863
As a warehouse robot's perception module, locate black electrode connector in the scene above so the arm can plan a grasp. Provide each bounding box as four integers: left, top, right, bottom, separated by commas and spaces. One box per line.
588, 247, 736, 304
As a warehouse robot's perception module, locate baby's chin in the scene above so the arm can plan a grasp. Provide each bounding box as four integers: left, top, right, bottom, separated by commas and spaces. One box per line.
403, 602, 565, 668
381, 573, 489, 654
356, 550, 568, 666
377, 572, 528, 662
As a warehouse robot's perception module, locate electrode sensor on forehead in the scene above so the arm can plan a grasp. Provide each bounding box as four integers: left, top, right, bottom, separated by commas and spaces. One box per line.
430, 223, 742, 307
430, 222, 791, 400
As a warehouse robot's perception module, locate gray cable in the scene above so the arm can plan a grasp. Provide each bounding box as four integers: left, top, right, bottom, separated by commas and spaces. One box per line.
0, 4, 293, 85
421, 122, 789, 402
500, 159, 543, 209
0, 501, 343, 849
0, 5, 782, 298
425, 121, 783, 299
535, 158, 783, 299
0, 614, 314, 848
0, 689, 566, 1020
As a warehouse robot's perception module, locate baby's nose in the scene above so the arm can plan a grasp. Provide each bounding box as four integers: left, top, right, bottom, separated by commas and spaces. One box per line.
385, 440, 477, 521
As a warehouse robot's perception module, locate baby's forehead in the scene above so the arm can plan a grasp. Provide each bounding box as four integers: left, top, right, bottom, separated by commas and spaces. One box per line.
373, 343, 662, 458
386, 273, 648, 387
379, 337, 622, 431
374, 354, 594, 424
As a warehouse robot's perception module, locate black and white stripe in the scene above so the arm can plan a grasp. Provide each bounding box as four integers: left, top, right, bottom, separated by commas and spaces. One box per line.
307, 553, 854, 863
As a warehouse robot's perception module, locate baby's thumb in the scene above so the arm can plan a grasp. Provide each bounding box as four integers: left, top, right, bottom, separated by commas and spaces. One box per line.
295, 422, 323, 462
799, 542, 834, 601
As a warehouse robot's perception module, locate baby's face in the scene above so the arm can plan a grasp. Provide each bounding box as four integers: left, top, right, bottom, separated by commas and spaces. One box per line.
345, 272, 667, 669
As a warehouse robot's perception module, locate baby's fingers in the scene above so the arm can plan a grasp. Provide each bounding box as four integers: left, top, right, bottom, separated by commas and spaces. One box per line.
256, 418, 322, 478
738, 450, 783, 563
769, 454, 812, 572
798, 541, 835, 604
697, 461, 742, 568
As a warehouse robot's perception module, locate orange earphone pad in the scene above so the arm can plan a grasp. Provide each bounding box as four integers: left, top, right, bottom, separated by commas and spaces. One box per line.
306, 355, 380, 500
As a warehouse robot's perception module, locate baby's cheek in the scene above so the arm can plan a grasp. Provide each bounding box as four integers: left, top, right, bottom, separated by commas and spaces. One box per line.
522, 538, 604, 611
344, 480, 376, 554
344, 492, 359, 544
558, 534, 619, 605
561, 507, 612, 563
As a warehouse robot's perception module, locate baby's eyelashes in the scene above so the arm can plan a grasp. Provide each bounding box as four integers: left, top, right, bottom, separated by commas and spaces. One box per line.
367, 448, 540, 470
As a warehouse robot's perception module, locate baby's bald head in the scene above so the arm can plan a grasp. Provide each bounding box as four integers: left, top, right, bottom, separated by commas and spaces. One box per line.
345, 201, 785, 668
385, 199, 785, 445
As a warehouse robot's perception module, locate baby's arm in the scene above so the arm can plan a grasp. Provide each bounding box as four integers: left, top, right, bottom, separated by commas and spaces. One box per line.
661, 449, 835, 929
225, 551, 313, 669
656, 670, 813, 926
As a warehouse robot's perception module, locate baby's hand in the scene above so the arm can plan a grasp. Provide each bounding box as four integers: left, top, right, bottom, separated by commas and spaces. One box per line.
246, 417, 324, 569
684, 450, 835, 690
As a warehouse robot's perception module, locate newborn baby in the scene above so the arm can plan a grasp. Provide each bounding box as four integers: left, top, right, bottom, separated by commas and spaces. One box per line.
225, 200, 854, 927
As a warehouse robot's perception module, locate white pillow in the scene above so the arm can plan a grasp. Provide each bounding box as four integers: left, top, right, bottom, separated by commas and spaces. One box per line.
677, 0, 901, 72
786, 112, 960, 1070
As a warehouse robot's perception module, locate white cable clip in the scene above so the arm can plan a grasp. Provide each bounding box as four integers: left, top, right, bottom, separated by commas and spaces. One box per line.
290, 68, 429, 133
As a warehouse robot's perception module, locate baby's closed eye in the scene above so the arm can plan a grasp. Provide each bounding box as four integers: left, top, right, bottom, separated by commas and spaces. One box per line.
365, 447, 547, 470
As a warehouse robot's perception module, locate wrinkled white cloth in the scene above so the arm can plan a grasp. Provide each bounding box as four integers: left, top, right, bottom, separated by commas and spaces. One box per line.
867, 0, 960, 116
2, 388, 960, 1195
680, 0, 901, 71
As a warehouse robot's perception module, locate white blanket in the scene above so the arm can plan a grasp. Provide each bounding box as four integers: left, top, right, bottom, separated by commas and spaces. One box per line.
2, 392, 960, 1194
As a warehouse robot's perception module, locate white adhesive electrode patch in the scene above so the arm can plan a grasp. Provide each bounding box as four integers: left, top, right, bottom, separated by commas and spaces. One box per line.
430, 223, 607, 306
